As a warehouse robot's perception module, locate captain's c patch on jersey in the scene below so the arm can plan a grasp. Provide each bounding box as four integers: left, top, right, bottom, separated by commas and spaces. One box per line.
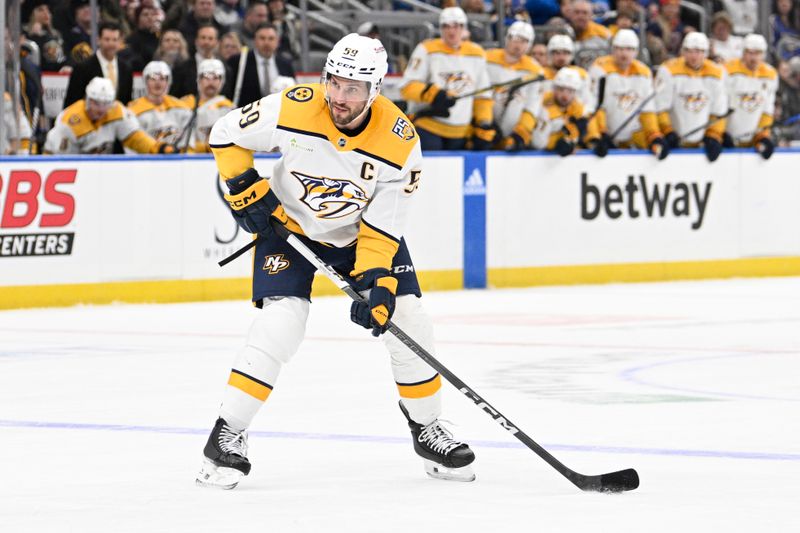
286, 86, 314, 102
391, 117, 416, 141
291, 170, 369, 219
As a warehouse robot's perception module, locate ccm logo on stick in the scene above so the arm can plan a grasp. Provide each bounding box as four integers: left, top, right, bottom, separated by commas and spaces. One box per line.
0, 169, 77, 257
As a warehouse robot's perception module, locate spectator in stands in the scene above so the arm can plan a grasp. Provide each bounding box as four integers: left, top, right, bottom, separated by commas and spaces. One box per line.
224, 23, 295, 107
525, 0, 561, 25
724, 34, 778, 159
64, 22, 133, 107
531, 41, 548, 66
532, 68, 599, 154
171, 24, 226, 97
267, 0, 300, 61
777, 56, 800, 140
230, 1, 269, 50
179, 0, 226, 51
400, 7, 495, 150
126, 4, 163, 71
154, 29, 190, 69
771, 0, 800, 60
710, 11, 743, 62
565, 0, 612, 50
127, 61, 193, 151
22, 0, 66, 72
717, 0, 758, 36
219, 31, 243, 61
215, 0, 244, 30
45, 77, 177, 154
647, 0, 688, 59
63, 0, 93, 65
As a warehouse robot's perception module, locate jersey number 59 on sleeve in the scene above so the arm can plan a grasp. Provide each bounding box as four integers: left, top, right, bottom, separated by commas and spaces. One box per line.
238, 101, 261, 129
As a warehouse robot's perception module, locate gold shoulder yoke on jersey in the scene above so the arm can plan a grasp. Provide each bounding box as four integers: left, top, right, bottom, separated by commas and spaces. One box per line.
424, 38, 485, 58
63, 100, 124, 137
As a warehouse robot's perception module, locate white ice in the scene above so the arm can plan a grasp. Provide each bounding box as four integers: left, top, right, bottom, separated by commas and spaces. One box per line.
1, 277, 799, 532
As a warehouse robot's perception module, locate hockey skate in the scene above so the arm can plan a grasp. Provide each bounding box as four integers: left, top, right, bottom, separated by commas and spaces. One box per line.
196, 418, 251, 489
399, 401, 476, 482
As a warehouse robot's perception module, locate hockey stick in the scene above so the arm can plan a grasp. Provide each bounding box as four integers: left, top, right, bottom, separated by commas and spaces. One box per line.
609, 91, 655, 142
176, 95, 201, 153
678, 108, 734, 142
220, 222, 640, 492
413, 76, 546, 120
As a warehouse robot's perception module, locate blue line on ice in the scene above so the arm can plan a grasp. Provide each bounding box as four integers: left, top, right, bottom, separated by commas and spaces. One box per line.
2, 418, 798, 462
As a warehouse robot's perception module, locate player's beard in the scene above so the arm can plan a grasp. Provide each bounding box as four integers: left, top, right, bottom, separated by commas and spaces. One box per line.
329, 100, 368, 128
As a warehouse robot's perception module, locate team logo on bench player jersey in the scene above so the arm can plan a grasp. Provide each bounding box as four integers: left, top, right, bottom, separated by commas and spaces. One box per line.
291, 171, 369, 219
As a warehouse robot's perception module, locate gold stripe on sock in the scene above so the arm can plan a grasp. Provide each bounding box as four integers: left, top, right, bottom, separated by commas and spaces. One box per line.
397, 374, 441, 399
228, 369, 273, 401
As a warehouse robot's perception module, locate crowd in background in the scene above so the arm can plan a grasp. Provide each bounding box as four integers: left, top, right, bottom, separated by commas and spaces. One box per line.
4, 0, 800, 155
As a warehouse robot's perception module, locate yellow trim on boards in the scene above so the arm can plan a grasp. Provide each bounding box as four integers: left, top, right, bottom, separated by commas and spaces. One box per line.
488, 257, 800, 288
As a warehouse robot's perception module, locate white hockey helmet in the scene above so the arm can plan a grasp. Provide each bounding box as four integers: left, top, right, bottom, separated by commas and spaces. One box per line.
743, 33, 767, 53
439, 6, 467, 27
548, 34, 575, 54
507, 21, 535, 44
85, 76, 116, 104
682, 31, 709, 52
612, 29, 639, 50
323, 33, 388, 106
553, 67, 582, 91
197, 58, 226, 83
143, 60, 172, 87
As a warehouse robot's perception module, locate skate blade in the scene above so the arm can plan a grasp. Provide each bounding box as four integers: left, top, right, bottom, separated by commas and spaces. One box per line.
195, 459, 245, 490
423, 459, 476, 482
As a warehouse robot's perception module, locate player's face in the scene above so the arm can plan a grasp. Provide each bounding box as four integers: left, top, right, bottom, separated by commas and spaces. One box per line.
505, 36, 529, 61
531, 43, 548, 66
146, 75, 169, 98
441, 23, 464, 48
550, 49, 572, 68
554, 86, 575, 107
199, 74, 223, 99
683, 48, 706, 69
613, 46, 636, 68
86, 99, 113, 121
326, 75, 370, 127
743, 49, 764, 71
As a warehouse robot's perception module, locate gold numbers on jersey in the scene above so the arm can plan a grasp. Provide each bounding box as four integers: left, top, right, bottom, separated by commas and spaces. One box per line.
238, 101, 261, 129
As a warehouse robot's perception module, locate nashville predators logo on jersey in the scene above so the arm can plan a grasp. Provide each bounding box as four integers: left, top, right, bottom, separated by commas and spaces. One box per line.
287, 86, 314, 102
263, 254, 291, 274
614, 91, 640, 112
737, 92, 763, 112
439, 71, 473, 95
680, 92, 708, 113
291, 171, 369, 219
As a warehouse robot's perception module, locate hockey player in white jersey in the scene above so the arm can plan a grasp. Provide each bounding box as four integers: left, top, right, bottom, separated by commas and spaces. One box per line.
196, 33, 475, 490
44, 77, 176, 155
400, 7, 495, 150
542, 35, 595, 115
588, 29, 668, 159
127, 61, 193, 152
2, 92, 33, 155
181, 59, 234, 153
486, 21, 544, 151
723, 34, 778, 160
654, 32, 728, 162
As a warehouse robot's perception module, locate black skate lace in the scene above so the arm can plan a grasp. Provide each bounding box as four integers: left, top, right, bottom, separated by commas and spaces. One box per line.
219, 424, 249, 457
418, 420, 463, 456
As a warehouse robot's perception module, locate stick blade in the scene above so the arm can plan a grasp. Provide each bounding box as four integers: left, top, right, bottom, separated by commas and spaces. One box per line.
597, 468, 639, 493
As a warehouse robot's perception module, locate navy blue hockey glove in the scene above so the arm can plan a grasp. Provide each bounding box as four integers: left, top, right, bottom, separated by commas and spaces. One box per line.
664, 131, 680, 149
554, 138, 575, 157
430, 88, 458, 116
350, 268, 398, 337
756, 137, 775, 160
703, 136, 723, 162
223, 168, 288, 234
590, 133, 614, 157
504, 132, 526, 152
650, 137, 669, 160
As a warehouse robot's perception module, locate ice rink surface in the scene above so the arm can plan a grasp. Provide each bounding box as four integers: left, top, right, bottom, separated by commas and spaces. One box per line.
1, 276, 799, 532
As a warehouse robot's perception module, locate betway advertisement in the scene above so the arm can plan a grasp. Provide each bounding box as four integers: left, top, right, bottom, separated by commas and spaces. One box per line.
485, 151, 800, 268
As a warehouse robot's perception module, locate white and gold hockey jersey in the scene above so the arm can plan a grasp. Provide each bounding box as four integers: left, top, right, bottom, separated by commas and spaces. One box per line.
588, 55, 661, 146
126, 94, 193, 152
532, 91, 599, 150
181, 94, 234, 153
724, 58, 778, 145
654, 57, 728, 144
3, 92, 32, 154
44, 99, 162, 155
543, 65, 595, 114
400, 39, 492, 138
485, 49, 544, 144
210, 84, 423, 274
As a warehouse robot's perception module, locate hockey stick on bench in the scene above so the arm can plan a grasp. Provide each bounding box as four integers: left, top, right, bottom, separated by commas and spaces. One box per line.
220, 222, 640, 492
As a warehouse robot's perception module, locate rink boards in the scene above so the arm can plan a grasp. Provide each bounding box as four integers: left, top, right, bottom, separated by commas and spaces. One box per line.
0, 150, 799, 308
